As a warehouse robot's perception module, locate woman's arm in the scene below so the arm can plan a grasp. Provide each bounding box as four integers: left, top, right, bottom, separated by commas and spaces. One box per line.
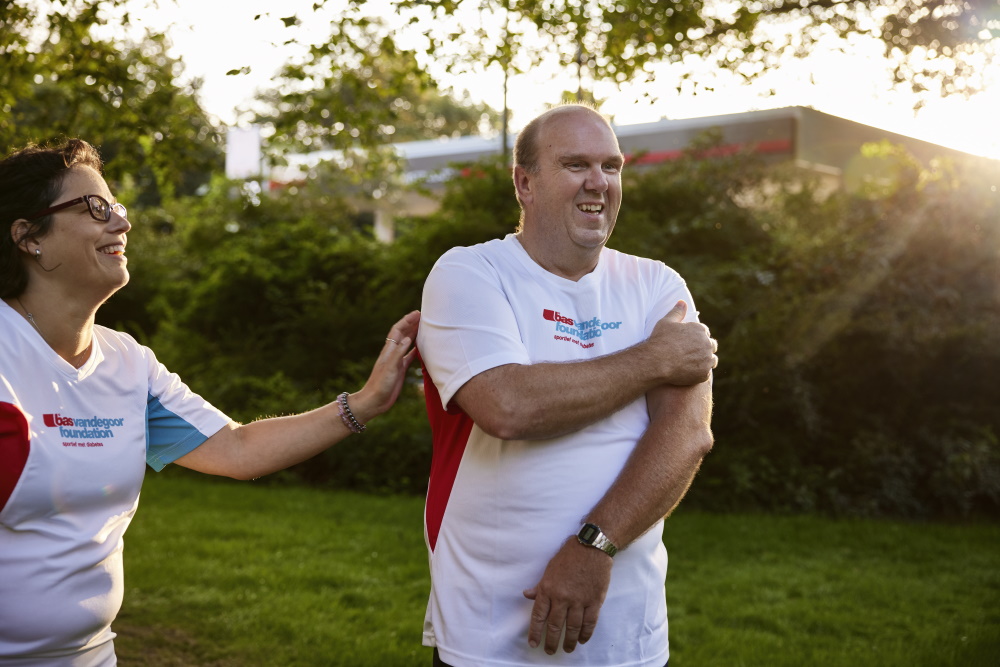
174, 311, 420, 480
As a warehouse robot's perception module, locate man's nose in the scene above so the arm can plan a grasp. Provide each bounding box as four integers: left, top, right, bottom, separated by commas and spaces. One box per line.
584, 166, 609, 193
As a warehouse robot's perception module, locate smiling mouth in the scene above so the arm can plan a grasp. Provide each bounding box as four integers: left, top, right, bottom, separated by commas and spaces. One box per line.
99, 244, 126, 256
578, 204, 603, 213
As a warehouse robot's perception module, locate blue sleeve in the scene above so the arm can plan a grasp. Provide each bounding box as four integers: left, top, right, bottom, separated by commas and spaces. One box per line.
145, 393, 225, 472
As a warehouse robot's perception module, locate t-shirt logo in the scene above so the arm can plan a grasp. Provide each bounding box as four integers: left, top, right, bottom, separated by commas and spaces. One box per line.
41, 413, 126, 447
542, 308, 622, 349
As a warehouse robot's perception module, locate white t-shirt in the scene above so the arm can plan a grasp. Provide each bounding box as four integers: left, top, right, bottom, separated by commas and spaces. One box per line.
0, 300, 231, 663
418, 234, 699, 667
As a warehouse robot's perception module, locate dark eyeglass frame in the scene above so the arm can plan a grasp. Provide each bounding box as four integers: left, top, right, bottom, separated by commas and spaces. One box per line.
26, 194, 127, 222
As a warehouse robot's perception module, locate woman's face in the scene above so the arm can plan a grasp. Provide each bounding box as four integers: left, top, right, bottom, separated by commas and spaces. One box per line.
31, 166, 131, 298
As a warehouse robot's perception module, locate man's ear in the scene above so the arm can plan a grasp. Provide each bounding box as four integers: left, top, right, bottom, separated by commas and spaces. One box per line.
513, 165, 533, 206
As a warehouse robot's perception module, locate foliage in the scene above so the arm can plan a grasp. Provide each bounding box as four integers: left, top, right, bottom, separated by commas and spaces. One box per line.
300, 391, 433, 495
372, 155, 521, 311
607, 138, 1000, 518
105, 174, 390, 415
251, 16, 500, 157
100, 130, 1000, 519
0, 0, 222, 203
102, 158, 518, 495
378, 0, 999, 102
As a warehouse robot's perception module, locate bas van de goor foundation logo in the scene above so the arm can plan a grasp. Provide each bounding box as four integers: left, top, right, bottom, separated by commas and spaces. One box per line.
543, 309, 622, 348
43, 413, 125, 447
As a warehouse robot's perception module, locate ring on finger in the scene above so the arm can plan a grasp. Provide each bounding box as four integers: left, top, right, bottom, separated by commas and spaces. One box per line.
386, 337, 399, 345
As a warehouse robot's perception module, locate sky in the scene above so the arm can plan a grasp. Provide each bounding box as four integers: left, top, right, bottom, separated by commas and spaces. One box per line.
119, 0, 1000, 161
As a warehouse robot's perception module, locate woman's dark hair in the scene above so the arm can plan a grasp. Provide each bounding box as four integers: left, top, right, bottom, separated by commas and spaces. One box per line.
0, 139, 103, 298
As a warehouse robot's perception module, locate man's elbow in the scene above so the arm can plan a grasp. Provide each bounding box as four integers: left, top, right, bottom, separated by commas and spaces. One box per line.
472, 401, 528, 441
460, 389, 547, 440
686, 427, 714, 460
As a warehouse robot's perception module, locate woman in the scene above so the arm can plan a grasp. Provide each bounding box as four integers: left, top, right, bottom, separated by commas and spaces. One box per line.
0, 139, 420, 665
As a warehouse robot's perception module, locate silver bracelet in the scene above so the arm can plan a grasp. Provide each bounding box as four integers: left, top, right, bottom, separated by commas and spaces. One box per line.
337, 392, 366, 434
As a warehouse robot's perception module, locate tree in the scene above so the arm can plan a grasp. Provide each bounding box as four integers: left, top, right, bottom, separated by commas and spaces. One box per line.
0, 0, 222, 202
373, 0, 998, 114
611, 142, 1000, 517
251, 17, 500, 157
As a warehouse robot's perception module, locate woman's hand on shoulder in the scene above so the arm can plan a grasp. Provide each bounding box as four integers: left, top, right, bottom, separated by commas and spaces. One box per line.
348, 310, 421, 423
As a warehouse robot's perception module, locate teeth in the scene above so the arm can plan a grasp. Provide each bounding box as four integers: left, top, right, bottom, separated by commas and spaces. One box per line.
579, 204, 603, 212
100, 245, 125, 255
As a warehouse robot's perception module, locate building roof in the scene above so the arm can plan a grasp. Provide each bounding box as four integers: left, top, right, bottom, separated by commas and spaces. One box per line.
264, 106, 995, 190
392, 106, 989, 180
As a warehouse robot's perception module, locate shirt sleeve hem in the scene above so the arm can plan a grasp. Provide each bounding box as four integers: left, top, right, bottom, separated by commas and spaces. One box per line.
146, 415, 229, 472
438, 351, 531, 409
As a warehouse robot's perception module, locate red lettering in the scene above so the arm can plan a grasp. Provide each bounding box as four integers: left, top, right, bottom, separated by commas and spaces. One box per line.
543, 309, 575, 326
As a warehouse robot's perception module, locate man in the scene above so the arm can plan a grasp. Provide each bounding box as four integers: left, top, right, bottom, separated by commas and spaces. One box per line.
417, 104, 717, 667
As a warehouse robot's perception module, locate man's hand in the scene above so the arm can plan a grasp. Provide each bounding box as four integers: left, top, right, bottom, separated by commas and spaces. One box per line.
648, 301, 718, 386
523, 538, 613, 655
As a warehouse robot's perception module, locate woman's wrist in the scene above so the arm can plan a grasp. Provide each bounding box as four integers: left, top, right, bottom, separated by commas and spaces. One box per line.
344, 389, 380, 428
336, 392, 367, 433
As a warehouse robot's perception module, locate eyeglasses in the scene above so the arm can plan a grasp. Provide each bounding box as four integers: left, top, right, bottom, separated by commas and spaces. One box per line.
27, 195, 128, 222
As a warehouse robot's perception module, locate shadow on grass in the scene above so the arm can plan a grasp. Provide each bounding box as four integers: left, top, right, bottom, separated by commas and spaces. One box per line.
114, 621, 243, 666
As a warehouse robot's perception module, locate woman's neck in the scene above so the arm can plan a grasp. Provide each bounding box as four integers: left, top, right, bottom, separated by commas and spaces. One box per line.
7, 290, 98, 368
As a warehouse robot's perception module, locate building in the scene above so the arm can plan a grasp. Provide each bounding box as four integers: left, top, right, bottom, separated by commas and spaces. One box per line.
258, 106, 995, 241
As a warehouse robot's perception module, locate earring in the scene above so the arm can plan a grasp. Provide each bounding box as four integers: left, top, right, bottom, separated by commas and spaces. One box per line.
35, 249, 40, 256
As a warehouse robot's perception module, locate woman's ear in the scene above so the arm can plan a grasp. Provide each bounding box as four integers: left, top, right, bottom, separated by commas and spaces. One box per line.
10, 219, 34, 254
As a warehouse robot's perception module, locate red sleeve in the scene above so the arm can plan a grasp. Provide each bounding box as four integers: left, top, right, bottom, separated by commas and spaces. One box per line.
0, 402, 30, 512
420, 354, 475, 552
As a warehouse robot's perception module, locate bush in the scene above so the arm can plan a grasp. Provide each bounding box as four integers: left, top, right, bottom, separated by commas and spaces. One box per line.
99, 141, 1000, 519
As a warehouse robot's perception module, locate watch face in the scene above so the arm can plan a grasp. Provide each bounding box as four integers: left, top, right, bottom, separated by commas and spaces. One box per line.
579, 524, 599, 542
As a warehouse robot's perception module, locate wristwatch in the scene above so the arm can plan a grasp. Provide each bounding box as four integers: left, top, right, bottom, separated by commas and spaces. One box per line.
577, 523, 618, 558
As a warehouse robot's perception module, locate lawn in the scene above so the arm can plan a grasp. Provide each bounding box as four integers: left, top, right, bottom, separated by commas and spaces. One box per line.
116, 470, 999, 666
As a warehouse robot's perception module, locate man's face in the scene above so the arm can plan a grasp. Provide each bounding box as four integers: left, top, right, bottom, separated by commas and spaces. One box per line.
519, 110, 624, 256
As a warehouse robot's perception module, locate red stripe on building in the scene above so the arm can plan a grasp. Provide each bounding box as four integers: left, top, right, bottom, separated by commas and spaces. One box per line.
626, 139, 793, 166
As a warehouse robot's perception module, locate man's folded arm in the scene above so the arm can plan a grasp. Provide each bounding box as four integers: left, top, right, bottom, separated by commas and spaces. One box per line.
586, 380, 714, 547
452, 300, 716, 441
522, 380, 714, 654
454, 352, 663, 441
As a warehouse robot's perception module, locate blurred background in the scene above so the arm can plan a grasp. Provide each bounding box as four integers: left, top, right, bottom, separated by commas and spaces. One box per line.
2, 0, 998, 518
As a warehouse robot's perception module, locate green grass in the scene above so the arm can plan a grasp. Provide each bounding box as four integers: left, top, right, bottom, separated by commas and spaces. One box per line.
662, 514, 999, 666
117, 471, 999, 666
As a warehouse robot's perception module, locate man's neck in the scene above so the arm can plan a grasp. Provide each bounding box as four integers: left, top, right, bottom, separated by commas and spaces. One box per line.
514, 232, 602, 282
